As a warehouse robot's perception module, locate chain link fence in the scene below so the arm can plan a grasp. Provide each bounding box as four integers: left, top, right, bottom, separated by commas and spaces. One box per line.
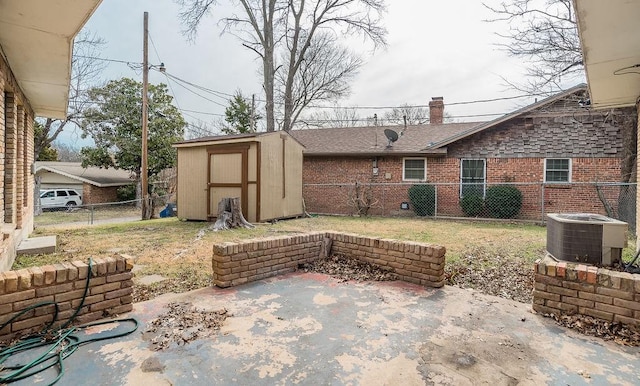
303, 182, 637, 231
34, 195, 175, 227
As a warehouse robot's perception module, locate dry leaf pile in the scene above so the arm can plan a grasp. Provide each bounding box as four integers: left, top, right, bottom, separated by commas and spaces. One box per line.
143, 302, 228, 350
301, 254, 397, 282
547, 313, 640, 346
445, 246, 534, 303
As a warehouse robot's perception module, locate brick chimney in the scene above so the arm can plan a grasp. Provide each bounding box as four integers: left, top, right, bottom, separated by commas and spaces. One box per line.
429, 97, 444, 125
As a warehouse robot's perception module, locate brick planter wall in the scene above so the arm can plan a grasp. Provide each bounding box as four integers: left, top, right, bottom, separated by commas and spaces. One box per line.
0, 256, 134, 341
327, 232, 446, 287
533, 256, 640, 327
212, 232, 446, 288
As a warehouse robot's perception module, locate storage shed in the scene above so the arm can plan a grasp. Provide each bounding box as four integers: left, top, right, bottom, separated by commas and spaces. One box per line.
173, 131, 304, 222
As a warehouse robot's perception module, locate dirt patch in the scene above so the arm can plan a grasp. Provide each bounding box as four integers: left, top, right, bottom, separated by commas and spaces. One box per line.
300, 254, 397, 282
133, 266, 212, 302
445, 246, 534, 303
142, 302, 228, 350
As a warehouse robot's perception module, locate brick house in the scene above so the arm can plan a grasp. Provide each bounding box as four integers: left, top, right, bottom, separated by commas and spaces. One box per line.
291, 85, 636, 222
34, 162, 134, 204
0, 1, 102, 270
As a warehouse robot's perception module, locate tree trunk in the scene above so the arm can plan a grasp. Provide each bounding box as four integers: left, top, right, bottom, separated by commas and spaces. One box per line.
34, 176, 42, 216
212, 197, 254, 231
319, 237, 332, 258
263, 1, 276, 132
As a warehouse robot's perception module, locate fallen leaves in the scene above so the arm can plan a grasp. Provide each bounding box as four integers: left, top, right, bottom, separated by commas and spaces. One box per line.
546, 313, 640, 346
445, 246, 534, 303
300, 254, 397, 282
446, 246, 640, 347
142, 302, 228, 350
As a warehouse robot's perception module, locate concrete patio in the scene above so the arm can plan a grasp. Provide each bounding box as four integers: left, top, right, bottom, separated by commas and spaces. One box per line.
53, 272, 640, 385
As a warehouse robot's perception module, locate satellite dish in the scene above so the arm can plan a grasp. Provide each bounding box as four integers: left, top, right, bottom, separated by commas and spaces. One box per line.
384, 129, 399, 147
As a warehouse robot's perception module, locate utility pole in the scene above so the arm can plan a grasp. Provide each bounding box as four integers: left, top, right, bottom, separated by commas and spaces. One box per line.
141, 11, 150, 220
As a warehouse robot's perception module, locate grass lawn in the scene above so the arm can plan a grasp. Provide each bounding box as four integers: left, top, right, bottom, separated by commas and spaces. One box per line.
34, 206, 140, 226
14, 216, 636, 302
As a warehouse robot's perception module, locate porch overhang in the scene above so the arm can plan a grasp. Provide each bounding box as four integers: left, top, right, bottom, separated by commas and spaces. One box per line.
574, 0, 640, 109
0, 0, 102, 119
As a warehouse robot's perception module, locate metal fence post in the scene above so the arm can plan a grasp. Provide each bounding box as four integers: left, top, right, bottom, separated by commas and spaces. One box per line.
90, 205, 94, 225
541, 183, 545, 223
434, 185, 438, 218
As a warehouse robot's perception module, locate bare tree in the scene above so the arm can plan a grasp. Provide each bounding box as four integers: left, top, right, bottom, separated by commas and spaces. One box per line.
298, 104, 362, 128
53, 142, 82, 162
278, 33, 363, 130
383, 104, 429, 125
484, 0, 583, 93
176, 0, 387, 132
35, 31, 106, 159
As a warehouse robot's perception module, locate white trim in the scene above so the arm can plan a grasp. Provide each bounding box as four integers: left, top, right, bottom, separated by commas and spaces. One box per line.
460, 158, 486, 197
34, 165, 132, 187
402, 157, 427, 181
544, 158, 572, 183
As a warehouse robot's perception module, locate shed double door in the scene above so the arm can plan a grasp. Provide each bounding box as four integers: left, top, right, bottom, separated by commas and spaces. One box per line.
207, 144, 258, 220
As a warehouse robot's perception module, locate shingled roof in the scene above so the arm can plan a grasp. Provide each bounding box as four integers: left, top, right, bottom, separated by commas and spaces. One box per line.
289, 122, 483, 156
34, 162, 133, 187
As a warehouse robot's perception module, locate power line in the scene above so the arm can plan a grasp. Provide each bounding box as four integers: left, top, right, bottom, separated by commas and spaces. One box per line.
162, 72, 234, 100
148, 32, 186, 121
75, 55, 537, 112
179, 108, 225, 117
163, 76, 228, 109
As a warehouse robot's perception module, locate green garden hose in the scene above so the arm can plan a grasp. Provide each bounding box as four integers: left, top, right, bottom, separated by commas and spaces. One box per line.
0, 258, 139, 385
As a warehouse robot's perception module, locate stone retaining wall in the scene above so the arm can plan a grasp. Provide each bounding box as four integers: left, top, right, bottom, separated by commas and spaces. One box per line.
0, 256, 134, 341
212, 232, 446, 288
533, 256, 640, 327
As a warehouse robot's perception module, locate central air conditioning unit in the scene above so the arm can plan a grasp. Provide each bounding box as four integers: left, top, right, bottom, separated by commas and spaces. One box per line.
546, 213, 627, 266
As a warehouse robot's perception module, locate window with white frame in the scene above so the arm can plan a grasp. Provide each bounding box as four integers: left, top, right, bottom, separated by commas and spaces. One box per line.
403, 158, 426, 181
544, 158, 571, 183
460, 159, 486, 197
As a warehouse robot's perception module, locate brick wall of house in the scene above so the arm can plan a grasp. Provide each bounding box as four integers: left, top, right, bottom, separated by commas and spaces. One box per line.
303, 156, 623, 219
82, 183, 120, 204
301, 92, 634, 219
533, 257, 640, 328
0, 256, 134, 342
0, 50, 35, 271
212, 232, 446, 288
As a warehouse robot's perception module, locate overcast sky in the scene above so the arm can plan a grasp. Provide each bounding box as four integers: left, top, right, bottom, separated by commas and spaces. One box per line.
60, 0, 581, 145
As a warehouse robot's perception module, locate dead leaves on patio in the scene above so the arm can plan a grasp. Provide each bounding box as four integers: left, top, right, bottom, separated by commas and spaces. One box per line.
547, 313, 640, 347
300, 254, 397, 282
142, 302, 228, 350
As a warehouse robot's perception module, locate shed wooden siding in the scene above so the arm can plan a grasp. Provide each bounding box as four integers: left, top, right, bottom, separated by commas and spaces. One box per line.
175, 132, 304, 223
258, 133, 304, 221
176, 146, 209, 220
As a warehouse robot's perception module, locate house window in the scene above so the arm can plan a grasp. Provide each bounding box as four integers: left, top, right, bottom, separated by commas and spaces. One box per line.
545, 158, 571, 183
460, 159, 486, 197
403, 158, 426, 181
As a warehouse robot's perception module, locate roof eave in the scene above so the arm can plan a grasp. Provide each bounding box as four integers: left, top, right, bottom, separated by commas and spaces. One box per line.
35, 165, 132, 187
573, 0, 640, 109
303, 149, 448, 157
0, 0, 103, 119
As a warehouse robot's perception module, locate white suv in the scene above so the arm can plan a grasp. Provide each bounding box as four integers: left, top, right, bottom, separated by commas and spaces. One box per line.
39, 189, 82, 209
